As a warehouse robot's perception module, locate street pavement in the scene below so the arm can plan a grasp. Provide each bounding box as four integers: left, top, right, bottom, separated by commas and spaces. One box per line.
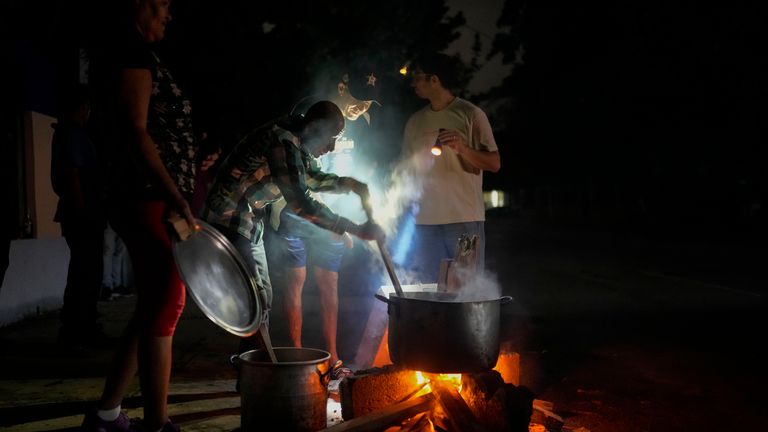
1, 212, 766, 431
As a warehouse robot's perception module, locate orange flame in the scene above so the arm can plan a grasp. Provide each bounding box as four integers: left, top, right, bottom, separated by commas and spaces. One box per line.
414, 371, 462, 393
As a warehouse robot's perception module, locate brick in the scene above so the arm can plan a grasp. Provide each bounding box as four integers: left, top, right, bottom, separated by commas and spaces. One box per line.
340, 364, 424, 420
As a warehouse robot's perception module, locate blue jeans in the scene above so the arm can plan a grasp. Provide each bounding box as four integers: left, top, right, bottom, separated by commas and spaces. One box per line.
409, 222, 485, 283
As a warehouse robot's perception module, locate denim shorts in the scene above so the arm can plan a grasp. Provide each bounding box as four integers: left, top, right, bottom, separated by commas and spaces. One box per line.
276, 211, 345, 271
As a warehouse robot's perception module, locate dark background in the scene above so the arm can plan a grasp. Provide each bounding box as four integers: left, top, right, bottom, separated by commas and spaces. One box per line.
2, 0, 766, 241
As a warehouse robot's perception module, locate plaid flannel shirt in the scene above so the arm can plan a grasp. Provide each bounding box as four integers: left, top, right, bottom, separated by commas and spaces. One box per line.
201, 121, 348, 242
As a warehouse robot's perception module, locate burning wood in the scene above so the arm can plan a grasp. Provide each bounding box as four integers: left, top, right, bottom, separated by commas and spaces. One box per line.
530, 399, 564, 431
396, 412, 433, 431
430, 380, 488, 432
460, 371, 534, 432
325, 393, 435, 432
338, 367, 535, 432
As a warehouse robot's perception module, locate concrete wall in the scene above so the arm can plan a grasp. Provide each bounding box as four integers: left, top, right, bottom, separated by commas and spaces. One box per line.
25, 110, 60, 238
0, 238, 69, 327
0, 111, 68, 327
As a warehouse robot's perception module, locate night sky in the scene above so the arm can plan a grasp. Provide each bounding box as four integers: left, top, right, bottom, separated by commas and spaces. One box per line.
3, 1, 766, 239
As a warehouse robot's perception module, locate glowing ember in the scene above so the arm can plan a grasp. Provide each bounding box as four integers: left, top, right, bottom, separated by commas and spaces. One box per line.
415, 371, 462, 393
430, 146, 442, 156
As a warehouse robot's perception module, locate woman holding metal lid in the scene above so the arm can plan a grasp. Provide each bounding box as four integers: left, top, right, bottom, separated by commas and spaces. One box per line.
82, 0, 196, 431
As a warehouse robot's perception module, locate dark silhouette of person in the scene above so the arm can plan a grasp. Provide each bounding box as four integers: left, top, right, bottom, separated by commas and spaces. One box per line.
50, 84, 110, 347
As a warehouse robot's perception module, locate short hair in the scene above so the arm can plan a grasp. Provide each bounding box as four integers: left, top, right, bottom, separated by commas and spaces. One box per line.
412, 53, 464, 92
304, 100, 345, 132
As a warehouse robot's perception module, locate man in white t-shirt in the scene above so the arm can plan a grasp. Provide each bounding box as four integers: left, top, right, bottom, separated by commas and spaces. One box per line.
402, 53, 501, 282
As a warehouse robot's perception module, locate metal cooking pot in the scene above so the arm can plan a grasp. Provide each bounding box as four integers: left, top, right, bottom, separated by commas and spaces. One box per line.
376, 292, 513, 373
231, 348, 331, 432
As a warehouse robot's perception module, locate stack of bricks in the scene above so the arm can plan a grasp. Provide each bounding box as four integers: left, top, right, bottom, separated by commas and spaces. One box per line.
339, 364, 423, 420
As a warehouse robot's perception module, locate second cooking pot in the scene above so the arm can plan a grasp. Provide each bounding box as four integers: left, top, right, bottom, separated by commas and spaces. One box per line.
376, 291, 513, 373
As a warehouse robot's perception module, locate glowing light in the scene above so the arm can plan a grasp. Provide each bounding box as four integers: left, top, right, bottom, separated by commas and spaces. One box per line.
483, 190, 507, 209
399, 65, 408, 76
413, 371, 462, 393
392, 212, 415, 264
430, 146, 442, 156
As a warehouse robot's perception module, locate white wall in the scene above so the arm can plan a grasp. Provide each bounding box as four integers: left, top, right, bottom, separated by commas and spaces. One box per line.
25, 110, 60, 238
0, 238, 69, 327
0, 111, 68, 327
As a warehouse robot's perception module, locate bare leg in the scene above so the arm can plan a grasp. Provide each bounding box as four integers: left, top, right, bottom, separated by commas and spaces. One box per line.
314, 267, 339, 364
99, 316, 173, 430
138, 335, 173, 430
98, 319, 139, 409
284, 267, 307, 348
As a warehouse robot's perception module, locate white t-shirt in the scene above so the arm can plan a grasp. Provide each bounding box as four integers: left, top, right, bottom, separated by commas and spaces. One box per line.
403, 97, 498, 225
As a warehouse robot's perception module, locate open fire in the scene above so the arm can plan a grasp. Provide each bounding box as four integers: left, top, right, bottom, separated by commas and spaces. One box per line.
333, 347, 531, 432
415, 372, 462, 394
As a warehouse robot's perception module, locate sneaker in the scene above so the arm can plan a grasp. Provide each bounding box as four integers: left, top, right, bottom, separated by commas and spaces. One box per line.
81, 411, 132, 432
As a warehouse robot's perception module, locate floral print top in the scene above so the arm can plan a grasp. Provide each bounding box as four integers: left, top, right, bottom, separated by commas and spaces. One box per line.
146, 51, 197, 197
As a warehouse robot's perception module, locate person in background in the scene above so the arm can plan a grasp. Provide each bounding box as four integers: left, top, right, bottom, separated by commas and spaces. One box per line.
101, 222, 133, 300
50, 84, 111, 348
401, 53, 501, 283
201, 101, 384, 376
268, 69, 382, 378
82, 0, 197, 431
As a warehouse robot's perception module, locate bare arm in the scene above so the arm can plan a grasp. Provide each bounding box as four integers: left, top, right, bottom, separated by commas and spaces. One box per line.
119, 68, 195, 226
440, 128, 501, 173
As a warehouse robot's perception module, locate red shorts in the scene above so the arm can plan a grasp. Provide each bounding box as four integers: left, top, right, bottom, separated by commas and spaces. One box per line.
112, 200, 185, 337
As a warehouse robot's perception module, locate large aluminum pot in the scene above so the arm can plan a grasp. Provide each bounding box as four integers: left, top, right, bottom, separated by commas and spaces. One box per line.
231, 347, 332, 432
376, 292, 513, 373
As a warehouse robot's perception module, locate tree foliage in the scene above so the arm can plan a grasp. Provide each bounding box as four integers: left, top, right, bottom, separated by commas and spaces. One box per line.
160, 0, 465, 144
485, 1, 767, 231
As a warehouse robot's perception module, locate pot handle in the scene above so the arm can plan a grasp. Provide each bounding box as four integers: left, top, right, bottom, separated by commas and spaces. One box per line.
499, 296, 514, 305
230, 354, 241, 371
374, 293, 393, 305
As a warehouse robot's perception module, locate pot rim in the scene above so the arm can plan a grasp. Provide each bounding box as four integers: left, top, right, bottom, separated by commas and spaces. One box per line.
389, 292, 513, 304
238, 347, 331, 366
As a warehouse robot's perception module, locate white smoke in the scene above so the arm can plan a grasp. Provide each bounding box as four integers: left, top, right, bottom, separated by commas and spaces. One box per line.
452, 266, 503, 302
368, 150, 433, 236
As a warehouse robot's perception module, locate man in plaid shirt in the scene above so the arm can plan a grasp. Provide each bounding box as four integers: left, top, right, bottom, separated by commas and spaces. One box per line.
201, 101, 383, 356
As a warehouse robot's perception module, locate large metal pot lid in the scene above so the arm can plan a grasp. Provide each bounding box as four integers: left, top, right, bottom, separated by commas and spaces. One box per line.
172, 219, 263, 337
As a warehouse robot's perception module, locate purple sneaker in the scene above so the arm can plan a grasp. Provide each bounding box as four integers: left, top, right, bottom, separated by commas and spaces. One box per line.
81, 411, 132, 432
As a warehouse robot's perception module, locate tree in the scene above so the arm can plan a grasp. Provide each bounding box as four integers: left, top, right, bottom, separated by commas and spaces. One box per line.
163, 0, 467, 149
